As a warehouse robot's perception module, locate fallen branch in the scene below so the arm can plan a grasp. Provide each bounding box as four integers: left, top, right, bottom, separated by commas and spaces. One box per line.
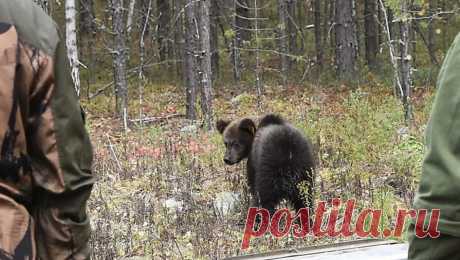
89, 81, 114, 99
88, 70, 137, 100
129, 113, 185, 124
105, 134, 123, 178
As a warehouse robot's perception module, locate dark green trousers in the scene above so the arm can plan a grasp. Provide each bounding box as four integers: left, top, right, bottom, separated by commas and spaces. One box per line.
408, 223, 460, 260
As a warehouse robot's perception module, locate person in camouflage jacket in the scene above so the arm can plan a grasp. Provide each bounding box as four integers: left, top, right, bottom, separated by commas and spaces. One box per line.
0, 0, 94, 259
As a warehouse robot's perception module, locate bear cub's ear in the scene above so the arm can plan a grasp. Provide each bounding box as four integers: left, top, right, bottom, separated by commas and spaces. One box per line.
239, 118, 256, 136
216, 119, 230, 134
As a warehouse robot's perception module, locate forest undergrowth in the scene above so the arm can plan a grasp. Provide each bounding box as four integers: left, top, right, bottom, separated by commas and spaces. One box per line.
85, 83, 433, 259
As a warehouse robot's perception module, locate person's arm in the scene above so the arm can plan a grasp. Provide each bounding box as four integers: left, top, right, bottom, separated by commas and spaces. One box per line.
413, 33, 460, 236
24, 38, 95, 259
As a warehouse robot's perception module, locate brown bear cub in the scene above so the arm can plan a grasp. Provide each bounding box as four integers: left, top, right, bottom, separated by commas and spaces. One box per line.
216, 114, 315, 216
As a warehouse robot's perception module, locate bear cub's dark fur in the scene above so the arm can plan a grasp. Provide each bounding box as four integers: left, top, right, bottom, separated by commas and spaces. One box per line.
216, 114, 315, 215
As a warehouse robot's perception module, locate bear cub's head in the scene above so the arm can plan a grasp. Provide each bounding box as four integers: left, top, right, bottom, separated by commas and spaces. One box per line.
216, 118, 256, 165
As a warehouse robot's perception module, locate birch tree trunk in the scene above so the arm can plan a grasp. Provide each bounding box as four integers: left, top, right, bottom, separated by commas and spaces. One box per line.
140, 0, 152, 39
111, 0, 129, 129
184, 0, 198, 120
65, 0, 81, 96
138, 0, 152, 128
140, 0, 152, 64
378, 0, 401, 93
378, 0, 413, 123
126, 0, 137, 35
198, 0, 214, 130
254, 0, 263, 106
399, 0, 413, 122
278, 0, 289, 86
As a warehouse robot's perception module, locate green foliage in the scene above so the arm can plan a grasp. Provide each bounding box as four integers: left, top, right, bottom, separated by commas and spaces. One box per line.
224, 29, 236, 39
392, 134, 425, 176
297, 180, 314, 207
385, 0, 425, 17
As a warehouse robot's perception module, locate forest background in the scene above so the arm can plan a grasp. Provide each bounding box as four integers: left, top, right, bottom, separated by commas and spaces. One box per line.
33, 0, 459, 259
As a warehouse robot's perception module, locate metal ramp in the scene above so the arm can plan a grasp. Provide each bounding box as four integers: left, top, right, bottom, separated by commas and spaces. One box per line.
226, 239, 408, 260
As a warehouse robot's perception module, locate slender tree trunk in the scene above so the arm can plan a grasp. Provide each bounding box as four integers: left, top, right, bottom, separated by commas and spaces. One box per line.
140, 0, 152, 67
364, 0, 379, 70
328, 0, 335, 59
65, 0, 81, 96
413, 21, 439, 66
235, 0, 251, 41
410, 19, 417, 63
184, 0, 198, 120
314, 0, 323, 69
296, 0, 305, 53
440, 0, 448, 51
322, 0, 331, 64
126, 0, 136, 35
378, 0, 401, 95
210, 0, 220, 81
231, 11, 242, 82
79, 0, 96, 91
173, 0, 184, 77
388, 9, 395, 40
198, 0, 214, 130
399, 0, 413, 122
278, 0, 289, 86
254, 0, 263, 105
158, 0, 172, 62
287, 0, 297, 58
335, 0, 357, 82
352, 0, 360, 58
138, 0, 152, 128
79, 0, 95, 34
232, 0, 250, 82
111, 0, 129, 129
427, 0, 438, 65
378, 2, 384, 48
378, 0, 412, 123
79, 0, 96, 36
140, 0, 152, 38
139, 0, 152, 78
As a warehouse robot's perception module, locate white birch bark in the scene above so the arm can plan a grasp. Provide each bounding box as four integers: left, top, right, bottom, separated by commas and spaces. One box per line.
126, 0, 137, 35
111, 0, 129, 131
65, 0, 81, 96
198, 0, 213, 130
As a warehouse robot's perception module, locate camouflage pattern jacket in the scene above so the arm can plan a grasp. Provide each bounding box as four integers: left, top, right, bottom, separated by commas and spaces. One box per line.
0, 1, 94, 259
